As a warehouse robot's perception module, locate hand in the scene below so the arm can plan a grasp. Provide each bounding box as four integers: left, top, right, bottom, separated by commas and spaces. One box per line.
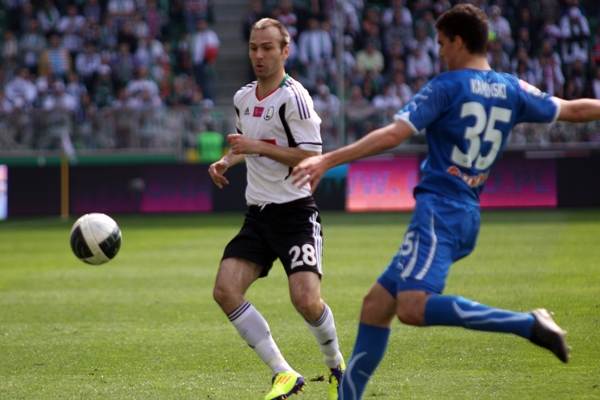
227, 133, 258, 155
208, 159, 229, 189
291, 154, 327, 193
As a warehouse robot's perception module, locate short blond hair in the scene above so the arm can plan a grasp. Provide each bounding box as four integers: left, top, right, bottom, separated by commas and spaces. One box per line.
251, 18, 290, 50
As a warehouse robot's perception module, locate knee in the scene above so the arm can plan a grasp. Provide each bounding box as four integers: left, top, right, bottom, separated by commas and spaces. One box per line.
396, 307, 423, 326
396, 291, 430, 326
213, 280, 233, 308
291, 293, 323, 322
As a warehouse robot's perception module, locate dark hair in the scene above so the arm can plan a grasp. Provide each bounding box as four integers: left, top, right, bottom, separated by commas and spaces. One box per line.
250, 18, 290, 50
435, 4, 488, 54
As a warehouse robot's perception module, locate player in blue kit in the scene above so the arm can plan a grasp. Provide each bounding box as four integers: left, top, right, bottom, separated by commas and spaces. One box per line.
292, 4, 600, 399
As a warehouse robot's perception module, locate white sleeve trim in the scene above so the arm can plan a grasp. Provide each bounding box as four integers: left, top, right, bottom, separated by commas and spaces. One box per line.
394, 112, 421, 135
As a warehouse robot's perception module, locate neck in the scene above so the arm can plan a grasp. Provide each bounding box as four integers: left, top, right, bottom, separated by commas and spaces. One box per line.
257, 70, 286, 98
458, 53, 491, 71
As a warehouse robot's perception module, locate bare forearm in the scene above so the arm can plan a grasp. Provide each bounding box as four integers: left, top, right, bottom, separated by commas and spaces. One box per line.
322, 121, 413, 169
558, 98, 600, 122
222, 150, 245, 167
255, 142, 320, 167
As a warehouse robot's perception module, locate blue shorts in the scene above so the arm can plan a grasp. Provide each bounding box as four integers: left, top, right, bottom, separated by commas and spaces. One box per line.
378, 192, 481, 297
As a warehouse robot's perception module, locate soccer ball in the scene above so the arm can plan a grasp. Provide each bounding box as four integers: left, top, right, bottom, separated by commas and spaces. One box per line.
70, 213, 122, 265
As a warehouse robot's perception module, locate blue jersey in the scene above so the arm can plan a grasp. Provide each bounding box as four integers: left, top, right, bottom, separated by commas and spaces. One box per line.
396, 69, 560, 205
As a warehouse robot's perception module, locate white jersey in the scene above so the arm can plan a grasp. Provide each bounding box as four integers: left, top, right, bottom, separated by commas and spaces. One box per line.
234, 75, 322, 205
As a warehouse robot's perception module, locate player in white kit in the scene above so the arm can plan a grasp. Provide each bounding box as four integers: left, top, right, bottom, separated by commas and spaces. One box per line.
209, 18, 345, 400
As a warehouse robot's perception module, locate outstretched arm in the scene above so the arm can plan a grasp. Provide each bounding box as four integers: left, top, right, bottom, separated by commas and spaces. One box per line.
557, 98, 600, 122
292, 119, 415, 190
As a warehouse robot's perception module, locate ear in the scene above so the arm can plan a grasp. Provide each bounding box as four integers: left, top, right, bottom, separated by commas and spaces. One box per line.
282, 43, 290, 61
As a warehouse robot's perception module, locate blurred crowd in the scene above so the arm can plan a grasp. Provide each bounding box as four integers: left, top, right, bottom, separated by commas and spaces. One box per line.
245, 0, 600, 145
2, 0, 600, 151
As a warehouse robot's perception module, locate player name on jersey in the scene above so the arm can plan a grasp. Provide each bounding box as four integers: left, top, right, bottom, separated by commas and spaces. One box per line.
470, 79, 507, 99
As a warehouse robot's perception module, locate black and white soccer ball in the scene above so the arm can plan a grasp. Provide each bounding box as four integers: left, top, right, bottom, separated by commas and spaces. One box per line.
70, 213, 122, 265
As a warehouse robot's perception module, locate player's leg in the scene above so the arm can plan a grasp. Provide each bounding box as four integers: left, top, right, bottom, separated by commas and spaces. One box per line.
213, 257, 296, 374
339, 281, 396, 400
397, 193, 569, 362
278, 200, 344, 399
289, 271, 344, 370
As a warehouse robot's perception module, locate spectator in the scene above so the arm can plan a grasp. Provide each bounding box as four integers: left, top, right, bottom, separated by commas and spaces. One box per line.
313, 83, 340, 146
487, 39, 511, 73
43, 80, 77, 111
275, 0, 297, 40
37, 0, 61, 35
539, 0, 561, 24
372, 83, 402, 124
355, 40, 385, 80
111, 42, 138, 91
515, 25, 533, 55
535, 52, 565, 97
4, 67, 37, 109
76, 41, 102, 91
189, 18, 219, 101
19, 19, 47, 75
118, 21, 139, 54
58, 5, 86, 58
408, 24, 436, 61
126, 65, 159, 98
18, 2, 36, 36
382, 0, 412, 28
107, 0, 137, 30
39, 32, 72, 79
242, 0, 267, 42
66, 71, 87, 105
538, 16, 562, 49
83, 0, 103, 23
488, 5, 513, 55
560, 6, 590, 71
99, 15, 119, 51
2, 31, 19, 63
390, 70, 412, 105
297, 17, 333, 89
131, 11, 150, 42
183, 0, 212, 33
196, 119, 224, 163
345, 84, 374, 141
514, 59, 537, 85
383, 8, 414, 56
417, 10, 437, 40
406, 46, 434, 83
510, 47, 534, 76
144, 0, 170, 40
566, 58, 588, 97
92, 65, 115, 107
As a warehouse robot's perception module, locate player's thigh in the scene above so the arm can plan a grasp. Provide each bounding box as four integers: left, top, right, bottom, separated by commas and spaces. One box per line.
222, 215, 278, 278
397, 194, 478, 294
271, 210, 323, 277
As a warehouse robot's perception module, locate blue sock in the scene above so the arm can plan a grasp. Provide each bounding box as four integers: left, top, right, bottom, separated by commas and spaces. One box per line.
424, 295, 535, 338
340, 323, 390, 400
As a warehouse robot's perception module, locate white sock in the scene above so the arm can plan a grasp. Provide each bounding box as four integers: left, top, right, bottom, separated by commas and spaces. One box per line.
306, 303, 344, 369
228, 301, 293, 374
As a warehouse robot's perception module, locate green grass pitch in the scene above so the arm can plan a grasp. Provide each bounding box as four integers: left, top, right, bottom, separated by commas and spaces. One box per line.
1, 210, 599, 399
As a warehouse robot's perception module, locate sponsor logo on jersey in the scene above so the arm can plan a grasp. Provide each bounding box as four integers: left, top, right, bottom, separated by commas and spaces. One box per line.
264, 106, 275, 120
447, 165, 489, 188
253, 107, 264, 117
244, 107, 250, 115
518, 79, 543, 97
